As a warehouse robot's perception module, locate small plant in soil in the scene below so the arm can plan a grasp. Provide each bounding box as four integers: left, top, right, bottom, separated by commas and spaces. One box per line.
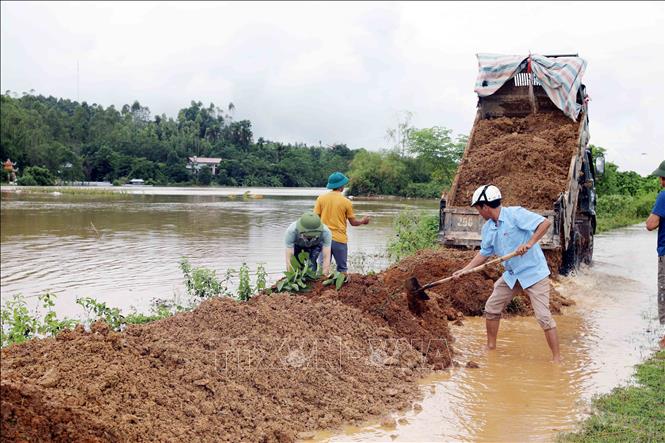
322, 271, 347, 290
39, 293, 77, 336
255, 263, 269, 294
1, 293, 76, 347
76, 297, 126, 330
275, 251, 319, 293
180, 258, 226, 299
237, 263, 252, 301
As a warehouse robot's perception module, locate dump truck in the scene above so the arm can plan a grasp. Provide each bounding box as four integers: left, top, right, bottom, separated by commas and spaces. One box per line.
439, 54, 601, 274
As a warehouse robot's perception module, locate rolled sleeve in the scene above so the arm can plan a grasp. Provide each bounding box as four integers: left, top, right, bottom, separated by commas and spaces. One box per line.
514, 207, 545, 232
346, 199, 355, 220
284, 223, 297, 248
479, 225, 494, 257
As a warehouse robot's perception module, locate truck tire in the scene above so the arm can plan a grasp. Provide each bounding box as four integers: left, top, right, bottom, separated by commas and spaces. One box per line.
576, 217, 594, 266
561, 230, 580, 275
582, 229, 594, 265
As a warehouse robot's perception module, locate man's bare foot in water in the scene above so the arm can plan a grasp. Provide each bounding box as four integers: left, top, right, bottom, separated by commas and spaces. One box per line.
552, 355, 562, 364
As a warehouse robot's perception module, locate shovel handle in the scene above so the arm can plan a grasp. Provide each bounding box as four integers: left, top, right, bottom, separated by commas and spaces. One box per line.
421, 250, 520, 291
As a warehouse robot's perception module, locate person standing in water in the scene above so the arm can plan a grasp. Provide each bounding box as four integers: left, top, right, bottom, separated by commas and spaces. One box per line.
645, 160, 665, 348
452, 184, 561, 362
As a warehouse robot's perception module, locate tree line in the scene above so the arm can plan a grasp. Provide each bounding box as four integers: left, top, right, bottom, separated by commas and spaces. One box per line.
0, 93, 354, 188
0, 93, 467, 197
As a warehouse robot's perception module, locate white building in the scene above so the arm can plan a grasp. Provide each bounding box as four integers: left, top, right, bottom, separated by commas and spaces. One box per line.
187, 156, 222, 175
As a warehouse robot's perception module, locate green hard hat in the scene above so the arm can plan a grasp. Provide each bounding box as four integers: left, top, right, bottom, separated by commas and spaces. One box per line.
652, 160, 665, 178
296, 212, 323, 236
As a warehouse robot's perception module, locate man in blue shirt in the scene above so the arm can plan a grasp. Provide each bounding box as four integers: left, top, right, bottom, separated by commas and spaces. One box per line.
645, 160, 665, 348
453, 185, 561, 362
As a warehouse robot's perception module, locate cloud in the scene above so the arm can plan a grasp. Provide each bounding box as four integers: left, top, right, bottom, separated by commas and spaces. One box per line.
1, 1, 662, 174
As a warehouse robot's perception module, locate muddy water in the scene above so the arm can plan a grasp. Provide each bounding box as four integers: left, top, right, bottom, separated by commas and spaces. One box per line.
0, 187, 437, 316
324, 224, 663, 442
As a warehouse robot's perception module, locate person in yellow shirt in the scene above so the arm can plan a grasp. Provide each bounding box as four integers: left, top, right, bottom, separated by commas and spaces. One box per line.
314, 172, 370, 273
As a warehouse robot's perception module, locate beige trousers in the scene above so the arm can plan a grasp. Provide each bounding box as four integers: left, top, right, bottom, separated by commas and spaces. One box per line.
484, 277, 556, 330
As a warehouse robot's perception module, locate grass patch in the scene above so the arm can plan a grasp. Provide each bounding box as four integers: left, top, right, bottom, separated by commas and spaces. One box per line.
0, 185, 128, 197
595, 193, 654, 233
559, 350, 665, 442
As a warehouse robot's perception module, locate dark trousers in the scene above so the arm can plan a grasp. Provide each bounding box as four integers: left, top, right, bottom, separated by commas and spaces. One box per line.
331, 240, 348, 272
294, 243, 323, 270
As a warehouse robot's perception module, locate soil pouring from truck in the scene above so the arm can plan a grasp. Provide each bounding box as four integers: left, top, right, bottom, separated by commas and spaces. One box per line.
440, 53, 600, 274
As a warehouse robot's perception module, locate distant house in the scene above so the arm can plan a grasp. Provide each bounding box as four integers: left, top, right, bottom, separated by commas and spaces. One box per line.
187, 157, 222, 175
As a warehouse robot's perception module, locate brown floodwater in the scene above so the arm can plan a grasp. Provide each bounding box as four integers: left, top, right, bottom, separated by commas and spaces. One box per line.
0, 186, 437, 316
318, 224, 663, 442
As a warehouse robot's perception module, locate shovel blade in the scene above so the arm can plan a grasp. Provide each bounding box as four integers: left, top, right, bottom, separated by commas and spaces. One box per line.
405, 277, 430, 301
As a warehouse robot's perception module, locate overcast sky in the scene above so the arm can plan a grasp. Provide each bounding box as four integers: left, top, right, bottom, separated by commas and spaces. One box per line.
1, 1, 663, 175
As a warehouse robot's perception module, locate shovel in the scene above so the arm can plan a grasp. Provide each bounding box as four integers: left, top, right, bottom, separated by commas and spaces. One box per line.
405, 250, 520, 308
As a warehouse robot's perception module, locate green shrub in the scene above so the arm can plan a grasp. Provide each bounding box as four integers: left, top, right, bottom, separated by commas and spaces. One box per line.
402, 181, 444, 198
596, 193, 657, 232
18, 166, 55, 186
16, 174, 38, 186
123, 298, 184, 325
255, 263, 268, 293
180, 258, 227, 298
237, 263, 252, 301
387, 210, 439, 261
76, 297, 125, 330
1, 293, 76, 347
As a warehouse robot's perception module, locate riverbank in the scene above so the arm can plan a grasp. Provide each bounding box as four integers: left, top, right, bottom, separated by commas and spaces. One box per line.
560, 350, 665, 442
0, 184, 326, 197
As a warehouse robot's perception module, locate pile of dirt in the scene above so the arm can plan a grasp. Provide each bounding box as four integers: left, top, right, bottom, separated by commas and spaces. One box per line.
308, 274, 454, 371
451, 112, 580, 209
1, 296, 429, 442
1, 248, 573, 442
378, 248, 572, 318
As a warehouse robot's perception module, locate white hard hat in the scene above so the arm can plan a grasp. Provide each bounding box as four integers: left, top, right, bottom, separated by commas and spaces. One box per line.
471, 185, 502, 206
